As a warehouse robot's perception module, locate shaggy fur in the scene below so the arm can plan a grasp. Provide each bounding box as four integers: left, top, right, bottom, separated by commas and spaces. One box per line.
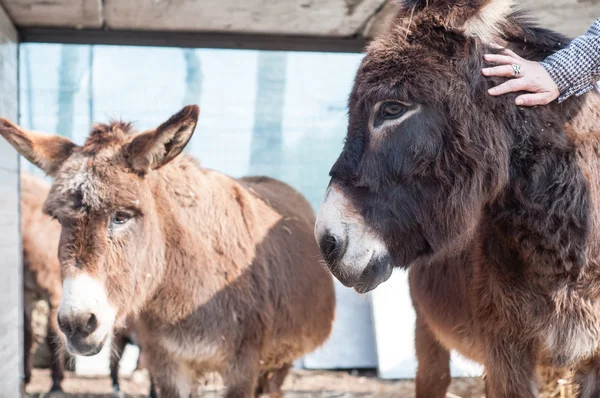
318, 0, 600, 397
1, 106, 336, 397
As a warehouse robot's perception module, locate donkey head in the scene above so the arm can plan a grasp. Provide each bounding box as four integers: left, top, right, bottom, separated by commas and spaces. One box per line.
315, 0, 567, 293
0, 105, 199, 355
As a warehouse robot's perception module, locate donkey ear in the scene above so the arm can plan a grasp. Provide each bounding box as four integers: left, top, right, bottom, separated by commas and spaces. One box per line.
0, 118, 77, 176
399, 0, 513, 42
124, 105, 199, 173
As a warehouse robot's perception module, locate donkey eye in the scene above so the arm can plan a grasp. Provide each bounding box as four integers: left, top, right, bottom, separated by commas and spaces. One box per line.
111, 211, 132, 225
380, 102, 406, 119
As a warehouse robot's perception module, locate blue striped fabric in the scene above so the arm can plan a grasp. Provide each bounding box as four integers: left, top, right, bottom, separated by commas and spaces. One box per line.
540, 18, 600, 102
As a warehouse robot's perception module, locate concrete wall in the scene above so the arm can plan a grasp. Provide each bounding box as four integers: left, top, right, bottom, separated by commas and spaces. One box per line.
0, 3, 21, 397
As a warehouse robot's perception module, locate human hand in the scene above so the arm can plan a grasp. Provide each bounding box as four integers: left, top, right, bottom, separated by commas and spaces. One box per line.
482, 48, 560, 106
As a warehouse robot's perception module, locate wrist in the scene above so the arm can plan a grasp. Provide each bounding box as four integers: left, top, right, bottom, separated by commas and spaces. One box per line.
539, 62, 568, 94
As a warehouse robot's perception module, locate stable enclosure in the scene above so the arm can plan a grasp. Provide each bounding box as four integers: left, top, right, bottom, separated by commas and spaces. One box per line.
0, 4, 19, 396
18, 40, 487, 382
0, 0, 598, 397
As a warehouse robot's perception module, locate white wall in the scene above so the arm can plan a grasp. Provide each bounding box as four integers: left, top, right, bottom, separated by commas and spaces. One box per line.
0, 3, 21, 396
371, 272, 483, 379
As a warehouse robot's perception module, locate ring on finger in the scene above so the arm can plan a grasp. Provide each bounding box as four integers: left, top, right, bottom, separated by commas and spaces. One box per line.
512, 64, 521, 77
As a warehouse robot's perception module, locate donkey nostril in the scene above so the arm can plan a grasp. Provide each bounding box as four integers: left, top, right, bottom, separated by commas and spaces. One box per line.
57, 315, 72, 335
58, 313, 99, 337
84, 313, 98, 335
319, 231, 341, 264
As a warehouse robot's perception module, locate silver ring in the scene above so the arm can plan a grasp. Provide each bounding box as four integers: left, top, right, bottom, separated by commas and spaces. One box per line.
512, 64, 521, 77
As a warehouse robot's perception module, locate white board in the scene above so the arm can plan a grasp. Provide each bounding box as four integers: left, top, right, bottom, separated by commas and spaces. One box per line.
74, 341, 111, 376
303, 280, 378, 369
371, 270, 483, 379
75, 339, 139, 376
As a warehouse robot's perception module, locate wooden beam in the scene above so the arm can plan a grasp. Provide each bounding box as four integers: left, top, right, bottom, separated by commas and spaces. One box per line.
1, 0, 102, 29
18, 28, 368, 53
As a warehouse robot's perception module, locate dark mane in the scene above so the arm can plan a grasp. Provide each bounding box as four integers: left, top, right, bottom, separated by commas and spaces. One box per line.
82, 120, 137, 154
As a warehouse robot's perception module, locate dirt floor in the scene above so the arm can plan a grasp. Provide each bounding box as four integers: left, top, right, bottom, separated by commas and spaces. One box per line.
26, 368, 486, 398
26, 367, 578, 397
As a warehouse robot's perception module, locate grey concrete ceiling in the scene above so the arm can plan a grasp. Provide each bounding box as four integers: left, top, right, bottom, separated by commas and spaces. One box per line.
1, 0, 598, 39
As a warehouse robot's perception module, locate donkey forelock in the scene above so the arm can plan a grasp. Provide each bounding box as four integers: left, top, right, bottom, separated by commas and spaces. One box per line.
43, 122, 145, 220
82, 120, 137, 155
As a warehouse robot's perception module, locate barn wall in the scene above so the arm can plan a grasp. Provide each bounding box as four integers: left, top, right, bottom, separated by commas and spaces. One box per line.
0, 3, 21, 397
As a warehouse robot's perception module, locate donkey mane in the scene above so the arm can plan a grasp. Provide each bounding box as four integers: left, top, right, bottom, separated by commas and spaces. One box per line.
83, 121, 137, 155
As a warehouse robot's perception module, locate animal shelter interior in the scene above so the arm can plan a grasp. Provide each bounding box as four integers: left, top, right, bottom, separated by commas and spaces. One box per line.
0, 0, 598, 397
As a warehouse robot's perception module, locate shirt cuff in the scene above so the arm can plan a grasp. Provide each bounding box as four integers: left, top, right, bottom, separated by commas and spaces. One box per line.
539, 61, 570, 95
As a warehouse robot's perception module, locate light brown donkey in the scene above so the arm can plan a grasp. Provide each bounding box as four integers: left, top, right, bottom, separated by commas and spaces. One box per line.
1, 105, 336, 397
22, 172, 155, 395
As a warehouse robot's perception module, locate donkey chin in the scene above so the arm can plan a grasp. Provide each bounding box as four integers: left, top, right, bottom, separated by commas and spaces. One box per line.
315, 185, 393, 293
56, 273, 117, 356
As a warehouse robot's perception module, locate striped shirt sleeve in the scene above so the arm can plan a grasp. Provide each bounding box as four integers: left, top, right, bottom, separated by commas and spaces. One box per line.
540, 18, 600, 102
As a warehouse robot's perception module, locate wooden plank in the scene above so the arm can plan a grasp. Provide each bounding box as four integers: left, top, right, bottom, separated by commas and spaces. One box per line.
103, 0, 386, 37
0, 169, 19, 250
4, 0, 600, 39
303, 280, 378, 369
0, 4, 20, 395
1, 0, 102, 28
19, 28, 367, 53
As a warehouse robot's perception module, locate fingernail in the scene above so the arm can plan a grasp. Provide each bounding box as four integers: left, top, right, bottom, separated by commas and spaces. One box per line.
488, 88, 496, 95
516, 98, 524, 105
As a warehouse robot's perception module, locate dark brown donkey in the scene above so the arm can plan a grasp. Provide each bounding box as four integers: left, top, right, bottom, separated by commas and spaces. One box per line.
1, 105, 336, 397
315, 0, 600, 397
22, 172, 154, 395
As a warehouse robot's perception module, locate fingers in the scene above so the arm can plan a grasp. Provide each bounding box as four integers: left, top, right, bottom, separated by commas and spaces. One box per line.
487, 42, 505, 50
488, 78, 527, 96
482, 47, 556, 106
501, 48, 523, 60
483, 54, 516, 65
482, 64, 519, 77
483, 48, 524, 61
515, 93, 553, 107
482, 53, 524, 78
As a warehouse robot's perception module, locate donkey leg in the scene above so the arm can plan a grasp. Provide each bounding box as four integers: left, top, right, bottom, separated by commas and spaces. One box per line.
255, 362, 292, 398
149, 375, 158, 398
136, 344, 159, 398
574, 357, 600, 398
23, 306, 33, 386
146, 348, 192, 398
110, 332, 128, 392
414, 312, 451, 398
223, 348, 260, 398
47, 303, 65, 393
484, 337, 538, 398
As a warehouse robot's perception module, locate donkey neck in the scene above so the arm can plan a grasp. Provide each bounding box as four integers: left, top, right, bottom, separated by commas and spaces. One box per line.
483, 95, 597, 276
142, 156, 282, 322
